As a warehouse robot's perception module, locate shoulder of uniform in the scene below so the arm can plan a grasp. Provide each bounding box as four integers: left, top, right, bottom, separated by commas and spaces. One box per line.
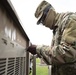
60, 12, 74, 23
69, 12, 76, 20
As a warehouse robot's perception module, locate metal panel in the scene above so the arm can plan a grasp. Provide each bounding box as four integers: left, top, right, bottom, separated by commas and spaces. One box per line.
32, 55, 36, 75
26, 51, 29, 75
0, 1, 29, 75
48, 65, 52, 75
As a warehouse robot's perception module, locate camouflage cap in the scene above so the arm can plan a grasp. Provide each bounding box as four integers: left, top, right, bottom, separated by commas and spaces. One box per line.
35, 0, 56, 29
35, 1, 51, 18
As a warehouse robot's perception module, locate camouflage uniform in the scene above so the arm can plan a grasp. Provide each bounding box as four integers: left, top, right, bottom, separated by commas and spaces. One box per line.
36, 12, 76, 75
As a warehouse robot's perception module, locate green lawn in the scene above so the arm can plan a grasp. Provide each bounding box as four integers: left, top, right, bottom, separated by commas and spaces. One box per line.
36, 58, 48, 75
36, 65, 48, 75
36, 58, 40, 63
30, 58, 48, 75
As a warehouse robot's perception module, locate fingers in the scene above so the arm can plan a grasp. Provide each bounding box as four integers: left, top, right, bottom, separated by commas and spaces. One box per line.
27, 45, 36, 55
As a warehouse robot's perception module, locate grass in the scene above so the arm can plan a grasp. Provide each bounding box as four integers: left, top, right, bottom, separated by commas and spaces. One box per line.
36, 58, 40, 63
36, 58, 48, 75
30, 58, 48, 75
36, 65, 48, 75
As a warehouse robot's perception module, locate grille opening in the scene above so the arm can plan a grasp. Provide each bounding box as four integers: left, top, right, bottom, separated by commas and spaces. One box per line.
20, 57, 26, 75
15, 57, 20, 75
0, 57, 26, 75
0, 58, 6, 75
23, 57, 26, 74
7, 58, 15, 75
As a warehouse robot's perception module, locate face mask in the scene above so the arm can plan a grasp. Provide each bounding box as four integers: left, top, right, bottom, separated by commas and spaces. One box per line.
43, 9, 56, 29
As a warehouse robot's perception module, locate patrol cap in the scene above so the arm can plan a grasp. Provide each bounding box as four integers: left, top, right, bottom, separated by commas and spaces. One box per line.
35, 1, 52, 24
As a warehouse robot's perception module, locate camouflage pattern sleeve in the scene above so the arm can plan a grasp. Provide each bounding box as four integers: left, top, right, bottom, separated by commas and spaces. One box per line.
36, 45, 52, 65
49, 14, 76, 65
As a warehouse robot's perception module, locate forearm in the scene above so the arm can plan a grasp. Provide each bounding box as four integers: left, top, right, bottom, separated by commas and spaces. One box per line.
36, 43, 76, 65
36, 45, 52, 65
49, 42, 76, 65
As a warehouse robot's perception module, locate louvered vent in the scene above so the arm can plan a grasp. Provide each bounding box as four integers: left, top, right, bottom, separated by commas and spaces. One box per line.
20, 57, 25, 75
15, 57, 20, 75
7, 58, 15, 75
0, 57, 26, 75
23, 57, 25, 74
0, 58, 6, 75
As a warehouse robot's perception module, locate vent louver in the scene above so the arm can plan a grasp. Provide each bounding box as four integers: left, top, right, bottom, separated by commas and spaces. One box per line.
7, 58, 15, 75
0, 58, 6, 75
20, 57, 26, 75
0, 57, 26, 75
15, 57, 20, 75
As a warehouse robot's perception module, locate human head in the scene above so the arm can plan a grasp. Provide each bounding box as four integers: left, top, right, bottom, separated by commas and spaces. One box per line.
35, 0, 57, 29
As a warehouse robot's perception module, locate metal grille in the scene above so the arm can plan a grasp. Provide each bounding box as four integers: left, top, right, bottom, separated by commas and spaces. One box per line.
20, 57, 25, 75
7, 58, 15, 75
0, 57, 26, 75
15, 57, 20, 75
0, 58, 6, 75
23, 57, 26, 75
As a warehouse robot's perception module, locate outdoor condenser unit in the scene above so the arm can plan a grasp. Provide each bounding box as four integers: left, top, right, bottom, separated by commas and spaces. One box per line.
0, 0, 30, 75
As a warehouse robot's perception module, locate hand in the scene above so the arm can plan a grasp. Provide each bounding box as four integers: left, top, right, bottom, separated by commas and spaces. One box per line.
27, 45, 36, 55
